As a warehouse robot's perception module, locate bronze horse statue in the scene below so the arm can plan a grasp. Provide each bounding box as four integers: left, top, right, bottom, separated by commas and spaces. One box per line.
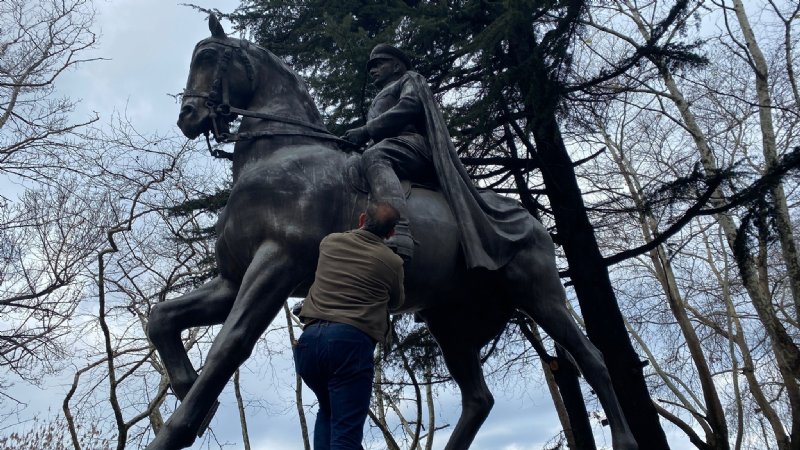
145, 15, 638, 450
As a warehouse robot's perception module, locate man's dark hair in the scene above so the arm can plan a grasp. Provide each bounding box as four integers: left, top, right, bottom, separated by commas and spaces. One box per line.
363, 201, 400, 238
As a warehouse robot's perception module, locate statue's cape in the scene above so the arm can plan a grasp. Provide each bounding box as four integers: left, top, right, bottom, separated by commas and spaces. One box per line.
407, 71, 535, 270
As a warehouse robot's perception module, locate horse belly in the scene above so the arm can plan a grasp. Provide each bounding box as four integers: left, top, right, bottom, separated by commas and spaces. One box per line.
400, 188, 464, 310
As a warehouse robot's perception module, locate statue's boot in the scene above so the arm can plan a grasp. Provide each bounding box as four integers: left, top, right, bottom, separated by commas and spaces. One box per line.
365, 162, 415, 261
388, 219, 414, 262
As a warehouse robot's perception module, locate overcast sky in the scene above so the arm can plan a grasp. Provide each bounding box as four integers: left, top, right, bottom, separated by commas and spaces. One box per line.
57, 0, 243, 135
10, 1, 695, 449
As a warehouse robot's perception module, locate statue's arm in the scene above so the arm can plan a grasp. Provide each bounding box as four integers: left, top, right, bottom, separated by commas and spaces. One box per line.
365, 79, 423, 140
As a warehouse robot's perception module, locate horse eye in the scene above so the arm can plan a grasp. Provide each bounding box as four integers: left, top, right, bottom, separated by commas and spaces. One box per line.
194, 49, 217, 65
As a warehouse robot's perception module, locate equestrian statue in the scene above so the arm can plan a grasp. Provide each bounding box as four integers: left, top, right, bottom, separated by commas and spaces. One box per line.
144, 14, 639, 450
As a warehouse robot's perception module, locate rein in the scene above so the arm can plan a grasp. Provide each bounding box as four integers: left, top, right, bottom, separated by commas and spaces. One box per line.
184, 38, 357, 160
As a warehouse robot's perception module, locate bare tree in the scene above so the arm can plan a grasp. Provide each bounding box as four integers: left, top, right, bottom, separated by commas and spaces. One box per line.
571, 1, 800, 448
0, 181, 107, 378
0, 0, 100, 183
0, 0, 103, 406
60, 141, 229, 449
0, 414, 112, 450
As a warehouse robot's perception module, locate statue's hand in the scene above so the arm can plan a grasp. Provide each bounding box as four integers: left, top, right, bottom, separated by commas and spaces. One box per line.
342, 127, 369, 146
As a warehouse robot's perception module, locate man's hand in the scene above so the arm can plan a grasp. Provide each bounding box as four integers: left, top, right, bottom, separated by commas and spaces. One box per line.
291, 300, 304, 316
342, 126, 370, 146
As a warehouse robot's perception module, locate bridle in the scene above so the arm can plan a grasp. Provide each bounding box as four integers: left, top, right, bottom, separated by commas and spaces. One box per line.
182, 37, 356, 160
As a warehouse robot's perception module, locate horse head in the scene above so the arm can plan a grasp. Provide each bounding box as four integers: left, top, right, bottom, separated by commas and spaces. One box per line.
177, 14, 326, 144
177, 15, 257, 139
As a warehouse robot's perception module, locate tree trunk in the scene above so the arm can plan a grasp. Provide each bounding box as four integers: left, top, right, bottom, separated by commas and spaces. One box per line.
424, 363, 436, 450
537, 119, 667, 448
541, 354, 580, 450
522, 320, 595, 450
602, 126, 730, 450
234, 369, 252, 450
619, 3, 800, 442
284, 304, 311, 450
731, 0, 800, 323
371, 348, 402, 450
505, 20, 670, 449
554, 344, 597, 450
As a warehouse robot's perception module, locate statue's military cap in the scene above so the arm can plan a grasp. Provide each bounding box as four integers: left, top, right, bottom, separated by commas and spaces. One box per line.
367, 43, 412, 70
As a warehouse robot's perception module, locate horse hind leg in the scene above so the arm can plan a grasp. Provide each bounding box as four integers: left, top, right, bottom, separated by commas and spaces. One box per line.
504, 239, 639, 450
147, 276, 238, 400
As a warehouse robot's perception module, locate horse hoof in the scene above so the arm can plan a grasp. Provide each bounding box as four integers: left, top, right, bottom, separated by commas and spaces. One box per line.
197, 400, 220, 437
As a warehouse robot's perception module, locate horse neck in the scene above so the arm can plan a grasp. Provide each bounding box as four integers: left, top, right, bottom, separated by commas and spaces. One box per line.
244, 52, 325, 132
231, 49, 343, 179
230, 138, 359, 236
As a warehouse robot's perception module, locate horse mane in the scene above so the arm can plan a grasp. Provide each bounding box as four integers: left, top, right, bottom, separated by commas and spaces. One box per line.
254, 45, 326, 127
253, 44, 325, 126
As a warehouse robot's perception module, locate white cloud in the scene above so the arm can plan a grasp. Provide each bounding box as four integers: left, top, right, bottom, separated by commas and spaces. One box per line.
56, 0, 241, 134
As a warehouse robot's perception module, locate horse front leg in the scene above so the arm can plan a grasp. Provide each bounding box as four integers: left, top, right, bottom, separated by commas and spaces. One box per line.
145, 242, 302, 450
147, 276, 237, 399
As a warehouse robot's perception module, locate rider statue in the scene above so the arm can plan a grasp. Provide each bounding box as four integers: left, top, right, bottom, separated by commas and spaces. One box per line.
344, 44, 532, 268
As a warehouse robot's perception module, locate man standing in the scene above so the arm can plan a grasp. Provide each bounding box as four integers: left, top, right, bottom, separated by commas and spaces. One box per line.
343, 44, 533, 269
294, 201, 405, 450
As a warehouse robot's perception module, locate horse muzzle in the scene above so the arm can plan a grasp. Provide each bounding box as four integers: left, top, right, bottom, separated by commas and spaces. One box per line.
177, 100, 211, 139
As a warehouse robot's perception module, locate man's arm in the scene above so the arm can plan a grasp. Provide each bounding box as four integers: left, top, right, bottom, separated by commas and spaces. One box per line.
389, 266, 405, 310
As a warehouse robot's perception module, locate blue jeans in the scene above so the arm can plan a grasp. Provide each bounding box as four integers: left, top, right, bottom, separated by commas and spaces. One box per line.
293, 321, 375, 450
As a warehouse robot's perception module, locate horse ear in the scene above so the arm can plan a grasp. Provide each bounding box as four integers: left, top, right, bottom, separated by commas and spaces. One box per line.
208, 14, 226, 38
